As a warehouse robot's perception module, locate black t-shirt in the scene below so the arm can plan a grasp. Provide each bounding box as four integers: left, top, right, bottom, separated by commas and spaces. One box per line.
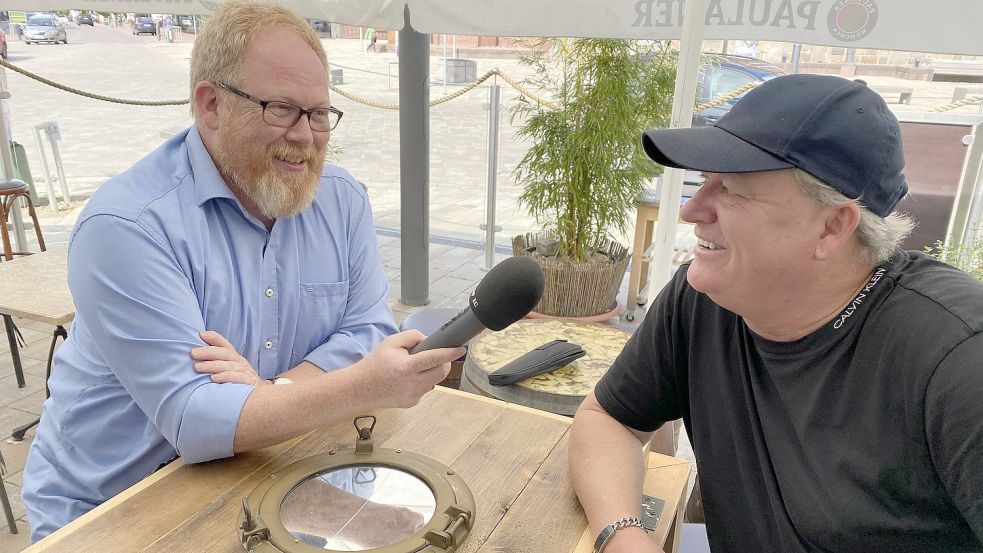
595, 251, 983, 552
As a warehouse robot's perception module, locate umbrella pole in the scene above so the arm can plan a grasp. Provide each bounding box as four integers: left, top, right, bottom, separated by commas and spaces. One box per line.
649, 0, 708, 294
399, 7, 432, 306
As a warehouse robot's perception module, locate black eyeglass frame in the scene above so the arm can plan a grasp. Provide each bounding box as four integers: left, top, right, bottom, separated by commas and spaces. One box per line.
217, 82, 343, 131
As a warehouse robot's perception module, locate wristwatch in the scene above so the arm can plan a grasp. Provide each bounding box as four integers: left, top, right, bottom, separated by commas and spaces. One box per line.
593, 516, 644, 552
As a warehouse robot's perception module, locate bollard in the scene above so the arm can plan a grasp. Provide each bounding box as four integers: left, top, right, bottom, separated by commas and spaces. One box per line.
32, 122, 71, 210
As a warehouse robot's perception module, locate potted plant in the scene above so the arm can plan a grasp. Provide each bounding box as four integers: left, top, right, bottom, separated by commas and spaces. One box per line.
510, 38, 676, 318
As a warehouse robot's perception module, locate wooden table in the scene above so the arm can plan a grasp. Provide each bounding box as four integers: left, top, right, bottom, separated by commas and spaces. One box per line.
462, 319, 631, 416
0, 248, 74, 441
0, 248, 74, 385
25, 388, 691, 553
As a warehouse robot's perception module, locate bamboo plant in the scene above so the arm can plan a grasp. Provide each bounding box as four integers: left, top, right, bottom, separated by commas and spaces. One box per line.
510, 38, 677, 262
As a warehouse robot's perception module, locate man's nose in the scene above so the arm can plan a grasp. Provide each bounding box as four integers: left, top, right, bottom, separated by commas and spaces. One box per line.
285, 113, 317, 144
680, 184, 714, 224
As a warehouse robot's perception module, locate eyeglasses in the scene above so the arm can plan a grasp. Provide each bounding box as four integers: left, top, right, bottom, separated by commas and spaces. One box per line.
217, 82, 343, 132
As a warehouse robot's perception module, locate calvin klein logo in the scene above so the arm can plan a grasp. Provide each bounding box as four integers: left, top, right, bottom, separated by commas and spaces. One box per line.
833, 267, 885, 329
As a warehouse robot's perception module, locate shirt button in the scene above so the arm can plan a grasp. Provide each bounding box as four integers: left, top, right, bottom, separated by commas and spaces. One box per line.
265, 288, 274, 297
264, 341, 273, 349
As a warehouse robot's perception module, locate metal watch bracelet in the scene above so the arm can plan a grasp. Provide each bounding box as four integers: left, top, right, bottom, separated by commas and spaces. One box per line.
593, 516, 645, 552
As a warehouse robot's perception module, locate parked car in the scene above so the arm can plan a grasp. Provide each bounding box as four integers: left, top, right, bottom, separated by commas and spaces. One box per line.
0, 30, 7, 60
693, 54, 786, 126
77, 13, 94, 26
23, 14, 68, 45
179, 16, 196, 33
132, 16, 157, 35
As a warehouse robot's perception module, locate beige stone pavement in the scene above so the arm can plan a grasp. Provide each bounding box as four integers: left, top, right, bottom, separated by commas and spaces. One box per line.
2, 20, 983, 551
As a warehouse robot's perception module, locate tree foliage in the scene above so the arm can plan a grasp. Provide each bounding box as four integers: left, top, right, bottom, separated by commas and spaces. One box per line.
925, 232, 983, 281
511, 38, 676, 262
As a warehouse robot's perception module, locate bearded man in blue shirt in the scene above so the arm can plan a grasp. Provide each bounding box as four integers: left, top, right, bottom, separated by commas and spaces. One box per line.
22, 1, 463, 541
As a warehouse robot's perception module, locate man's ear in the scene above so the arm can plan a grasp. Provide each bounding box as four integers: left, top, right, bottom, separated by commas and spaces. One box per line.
815, 203, 862, 261
193, 82, 222, 131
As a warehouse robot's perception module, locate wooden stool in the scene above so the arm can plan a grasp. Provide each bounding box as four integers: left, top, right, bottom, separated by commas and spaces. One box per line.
0, 179, 47, 261
625, 188, 661, 322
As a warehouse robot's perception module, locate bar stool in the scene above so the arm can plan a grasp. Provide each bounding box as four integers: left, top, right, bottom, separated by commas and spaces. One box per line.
0, 179, 47, 261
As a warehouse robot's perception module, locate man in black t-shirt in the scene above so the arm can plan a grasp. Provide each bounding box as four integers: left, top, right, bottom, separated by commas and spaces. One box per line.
570, 74, 983, 553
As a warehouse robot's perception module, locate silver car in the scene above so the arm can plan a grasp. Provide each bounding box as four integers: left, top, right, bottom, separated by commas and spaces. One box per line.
23, 14, 68, 45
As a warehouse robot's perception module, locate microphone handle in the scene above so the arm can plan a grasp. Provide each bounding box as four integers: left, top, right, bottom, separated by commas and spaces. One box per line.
409, 308, 486, 354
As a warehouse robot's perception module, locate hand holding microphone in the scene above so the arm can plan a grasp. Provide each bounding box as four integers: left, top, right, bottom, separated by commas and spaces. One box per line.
410, 256, 545, 354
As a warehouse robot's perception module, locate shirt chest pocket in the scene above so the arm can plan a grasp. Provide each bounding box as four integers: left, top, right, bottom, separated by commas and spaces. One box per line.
291, 281, 349, 363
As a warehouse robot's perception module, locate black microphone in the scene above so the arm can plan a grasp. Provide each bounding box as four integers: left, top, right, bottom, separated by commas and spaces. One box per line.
409, 256, 545, 354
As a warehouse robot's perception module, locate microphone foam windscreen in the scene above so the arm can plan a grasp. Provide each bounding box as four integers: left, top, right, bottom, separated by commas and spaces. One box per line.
472, 256, 545, 331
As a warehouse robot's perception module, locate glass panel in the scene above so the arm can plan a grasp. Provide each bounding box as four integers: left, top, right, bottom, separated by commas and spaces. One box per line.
708, 68, 756, 108
279, 465, 436, 551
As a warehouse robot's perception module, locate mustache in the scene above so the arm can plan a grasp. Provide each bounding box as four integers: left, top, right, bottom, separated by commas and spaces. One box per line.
267, 142, 321, 166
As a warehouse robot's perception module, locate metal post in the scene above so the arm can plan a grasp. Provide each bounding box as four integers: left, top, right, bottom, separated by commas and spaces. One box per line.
0, 81, 27, 251
482, 84, 501, 270
33, 124, 61, 211
48, 128, 72, 203
946, 126, 983, 246
791, 43, 802, 74
399, 7, 431, 306
442, 34, 448, 95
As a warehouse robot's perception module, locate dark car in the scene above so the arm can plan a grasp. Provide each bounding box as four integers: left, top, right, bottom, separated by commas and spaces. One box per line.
693, 54, 786, 126
132, 17, 157, 35
78, 13, 94, 25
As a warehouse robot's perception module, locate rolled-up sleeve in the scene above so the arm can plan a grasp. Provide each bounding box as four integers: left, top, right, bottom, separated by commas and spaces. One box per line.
68, 214, 251, 463
304, 187, 396, 371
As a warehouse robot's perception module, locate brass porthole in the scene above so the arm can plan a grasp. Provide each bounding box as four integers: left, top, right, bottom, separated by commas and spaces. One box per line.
239, 417, 475, 553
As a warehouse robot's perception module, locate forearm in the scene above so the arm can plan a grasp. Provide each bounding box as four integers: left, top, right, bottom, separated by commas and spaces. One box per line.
275, 361, 327, 383
233, 363, 379, 452
570, 394, 661, 553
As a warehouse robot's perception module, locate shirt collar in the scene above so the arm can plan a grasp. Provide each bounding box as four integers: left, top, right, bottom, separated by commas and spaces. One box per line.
187, 125, 240, 208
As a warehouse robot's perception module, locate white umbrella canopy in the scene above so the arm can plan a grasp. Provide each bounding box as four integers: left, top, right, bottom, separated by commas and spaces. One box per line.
6, 0, 983, 302
11, 0, 983, 55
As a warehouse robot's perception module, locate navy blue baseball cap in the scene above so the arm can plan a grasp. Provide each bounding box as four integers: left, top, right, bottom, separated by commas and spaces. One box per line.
642, 74, 907, 217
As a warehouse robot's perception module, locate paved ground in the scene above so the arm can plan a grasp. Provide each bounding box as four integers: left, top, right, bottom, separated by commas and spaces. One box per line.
1, 20, 982, 549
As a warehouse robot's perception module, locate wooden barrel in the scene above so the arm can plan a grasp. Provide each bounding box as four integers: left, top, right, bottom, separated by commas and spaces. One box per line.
461, 319, 631, 416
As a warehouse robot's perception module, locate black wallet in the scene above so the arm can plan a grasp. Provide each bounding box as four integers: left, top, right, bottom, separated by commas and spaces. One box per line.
487, 339, 586, 387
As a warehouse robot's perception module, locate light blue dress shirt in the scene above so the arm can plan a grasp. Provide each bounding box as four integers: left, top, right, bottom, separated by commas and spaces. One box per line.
22, 126, 397, 541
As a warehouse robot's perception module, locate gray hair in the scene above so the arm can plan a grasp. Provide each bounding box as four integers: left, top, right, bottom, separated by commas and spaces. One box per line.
792, 169, 914, 265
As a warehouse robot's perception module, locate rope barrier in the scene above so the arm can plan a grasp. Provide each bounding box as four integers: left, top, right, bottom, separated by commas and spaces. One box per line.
3, 57, 980, 115
931, 95, 983, 113
694, 82, 757, 112
0, 58, 558, 110
0, 58, 189, 106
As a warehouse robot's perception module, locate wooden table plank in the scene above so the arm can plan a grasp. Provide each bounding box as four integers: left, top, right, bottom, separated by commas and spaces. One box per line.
476, 433, 588, 553
0, 248, 74, 325
451, 405, 570, 553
